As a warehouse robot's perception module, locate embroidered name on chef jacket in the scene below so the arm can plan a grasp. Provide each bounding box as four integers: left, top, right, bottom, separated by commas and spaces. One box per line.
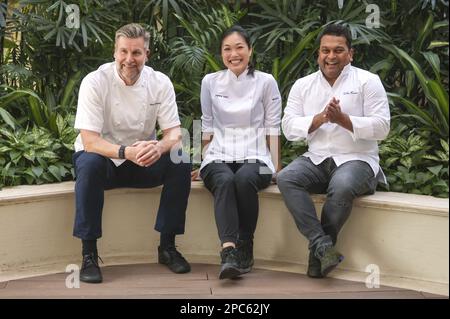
215, 94, 229, 99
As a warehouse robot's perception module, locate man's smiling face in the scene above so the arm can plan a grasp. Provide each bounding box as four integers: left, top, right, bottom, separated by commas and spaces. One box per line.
317, 34, 353, 85
114, 36, 149, 85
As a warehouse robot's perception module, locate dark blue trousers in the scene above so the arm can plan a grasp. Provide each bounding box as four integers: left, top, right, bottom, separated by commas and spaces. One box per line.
73, 151, 191, 240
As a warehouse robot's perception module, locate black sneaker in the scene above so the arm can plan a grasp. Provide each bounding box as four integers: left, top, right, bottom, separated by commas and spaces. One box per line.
307, 250, 323, 278
80, 253, 103, 284
158, 246, 191, 274
219, 246, 242, 280
236, 239, 254, 274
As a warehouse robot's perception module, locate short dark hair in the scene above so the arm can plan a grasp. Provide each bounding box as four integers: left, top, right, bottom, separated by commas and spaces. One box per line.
318, 24, 352, 49
220, 25, 255, 76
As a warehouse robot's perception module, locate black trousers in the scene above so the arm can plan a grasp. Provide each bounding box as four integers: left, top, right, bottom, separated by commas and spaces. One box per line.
73, 151, 191, 240
200, 160, 272, 245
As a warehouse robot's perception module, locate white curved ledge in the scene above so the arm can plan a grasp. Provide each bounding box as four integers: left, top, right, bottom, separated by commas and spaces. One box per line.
0, 181, 448, 296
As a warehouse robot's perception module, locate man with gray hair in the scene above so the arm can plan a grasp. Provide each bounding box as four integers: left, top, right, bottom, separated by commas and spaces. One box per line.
73, 23, 191, 283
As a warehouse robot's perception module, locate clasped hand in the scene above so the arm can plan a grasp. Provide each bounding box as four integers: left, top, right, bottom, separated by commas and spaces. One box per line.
129, 140, 162, 167
321, 97, 345, 125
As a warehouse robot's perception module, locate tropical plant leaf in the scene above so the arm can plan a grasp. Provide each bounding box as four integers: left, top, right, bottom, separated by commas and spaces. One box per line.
0, 107, 17, 130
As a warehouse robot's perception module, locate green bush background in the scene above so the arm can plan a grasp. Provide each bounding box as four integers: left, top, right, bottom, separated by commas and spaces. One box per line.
0, 0, 448, 197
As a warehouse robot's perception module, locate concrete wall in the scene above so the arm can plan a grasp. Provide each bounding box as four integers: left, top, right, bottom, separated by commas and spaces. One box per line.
0, 181, 448, 295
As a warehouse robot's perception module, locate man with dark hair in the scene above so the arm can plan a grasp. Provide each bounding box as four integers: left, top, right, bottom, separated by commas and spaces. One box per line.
317, 23, 353, 50
73, 23, 191, 283
277, 24, 390, 278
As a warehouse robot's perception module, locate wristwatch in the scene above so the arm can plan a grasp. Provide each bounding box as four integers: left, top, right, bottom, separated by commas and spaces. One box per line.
118, 145, 126, 159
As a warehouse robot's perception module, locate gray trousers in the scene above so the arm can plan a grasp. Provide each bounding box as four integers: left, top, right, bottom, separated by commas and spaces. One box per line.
277, 156, 378, 255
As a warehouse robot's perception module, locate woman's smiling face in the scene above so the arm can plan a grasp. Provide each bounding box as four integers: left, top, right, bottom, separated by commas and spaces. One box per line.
221, 32, 252, 77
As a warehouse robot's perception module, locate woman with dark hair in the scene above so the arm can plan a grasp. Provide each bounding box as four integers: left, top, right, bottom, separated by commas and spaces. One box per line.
191, 25, 282, 280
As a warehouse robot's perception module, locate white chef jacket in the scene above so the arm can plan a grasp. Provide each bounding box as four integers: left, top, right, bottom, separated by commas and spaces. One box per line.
200, 69, 282, 173
282, 64, 390, 182
74, 62, 181, 166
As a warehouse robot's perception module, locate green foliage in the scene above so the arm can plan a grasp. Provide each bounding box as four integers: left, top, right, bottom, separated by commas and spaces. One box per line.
373, 5, 448, 139
248, 0, 321, 52
0, 116, 77, 189
0, 0, 448, 199
134, 0, 196, 32
379, 123, 449, 197
0, 74, 81, 135
281, 139, 308, 167
0, 3, 6, 28
383, 44, 449, 138
14, 0, 119, 51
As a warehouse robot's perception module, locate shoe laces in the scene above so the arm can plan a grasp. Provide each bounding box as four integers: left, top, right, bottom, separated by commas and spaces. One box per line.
221, 247, 239, 264
83, 253, 103, 268
314, 243, 333, 259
